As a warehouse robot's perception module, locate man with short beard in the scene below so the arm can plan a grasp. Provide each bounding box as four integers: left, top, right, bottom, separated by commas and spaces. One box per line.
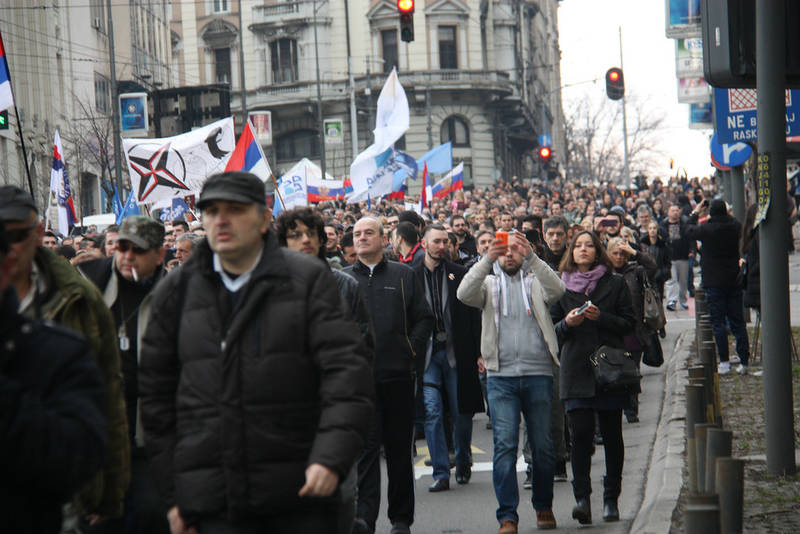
458, 231, 565, 533
42, 230, 58, 250
413, 224, 483, 493
451, 215, 477, 259
542, 216, 569, 271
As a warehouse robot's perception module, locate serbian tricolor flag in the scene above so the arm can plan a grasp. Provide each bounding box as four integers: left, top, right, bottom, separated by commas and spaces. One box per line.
0, 30, 14, 111
50, 130, 78, 236
225, 120, 272, 181
432, 162, 464, 199
419, 162, 431, 211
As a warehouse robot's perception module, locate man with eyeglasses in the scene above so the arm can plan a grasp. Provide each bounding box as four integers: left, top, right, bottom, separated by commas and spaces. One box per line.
0, 185, 130, 532
79, 215, 169, 534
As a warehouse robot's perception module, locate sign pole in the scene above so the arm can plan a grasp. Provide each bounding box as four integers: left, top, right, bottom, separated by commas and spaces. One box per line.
756, 0, 796, 476
730, 165, 746, 222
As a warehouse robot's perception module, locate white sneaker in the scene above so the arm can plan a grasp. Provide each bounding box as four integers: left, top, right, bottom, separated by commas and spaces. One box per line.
736, 365, 748, 375
718, 362, 731, 375
730, 354, 741, 364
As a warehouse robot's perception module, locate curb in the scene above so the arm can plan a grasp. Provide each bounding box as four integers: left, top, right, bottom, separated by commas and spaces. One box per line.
629, 328, 693, 534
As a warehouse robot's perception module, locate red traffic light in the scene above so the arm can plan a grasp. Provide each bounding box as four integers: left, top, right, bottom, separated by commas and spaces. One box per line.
538, 146, 551, 159
608, 70, 620, 82
397, 0, 414, 13
605, 67, 624, 100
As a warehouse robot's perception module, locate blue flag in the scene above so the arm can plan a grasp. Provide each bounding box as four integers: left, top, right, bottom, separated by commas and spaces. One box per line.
112, 185, 124, 220
117, 190, 141, 224
417, 142, 452, 174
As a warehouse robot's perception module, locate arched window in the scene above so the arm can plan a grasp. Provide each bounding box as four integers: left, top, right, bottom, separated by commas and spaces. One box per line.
271, 39, 298, 83
440, 116, 470, 147
276, 129, 320, 162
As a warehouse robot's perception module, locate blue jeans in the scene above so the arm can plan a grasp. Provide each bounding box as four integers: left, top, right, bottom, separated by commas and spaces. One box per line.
488, 375, 555, 523
423, 350, 473, 480
705, 286, 750, 365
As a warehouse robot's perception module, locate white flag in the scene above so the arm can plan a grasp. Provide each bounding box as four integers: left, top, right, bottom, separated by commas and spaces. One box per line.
348, 68, 409, 200
275, 159, 309, 215
122, 117, 235, 205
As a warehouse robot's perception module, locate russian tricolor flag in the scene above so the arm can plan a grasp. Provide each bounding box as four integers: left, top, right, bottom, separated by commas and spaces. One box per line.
432, 162, 464, 199
225, 120, 272, 181
0, 30, 14, 111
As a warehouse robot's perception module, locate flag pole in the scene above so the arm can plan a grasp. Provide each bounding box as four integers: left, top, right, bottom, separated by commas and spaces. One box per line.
0, 30, 35, 198
270, 173, 285, 210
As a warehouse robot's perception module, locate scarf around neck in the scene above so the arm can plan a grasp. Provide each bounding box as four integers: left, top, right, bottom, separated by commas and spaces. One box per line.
561, 264, 607, 296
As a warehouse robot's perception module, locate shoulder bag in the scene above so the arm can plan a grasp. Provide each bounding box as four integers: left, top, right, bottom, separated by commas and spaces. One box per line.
590, 345, 642, 393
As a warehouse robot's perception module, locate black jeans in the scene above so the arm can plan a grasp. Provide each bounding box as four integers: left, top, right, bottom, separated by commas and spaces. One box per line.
705, 286, 749, 366
568, 408, 624, 503
195, 505, 338, 534
356, 379, 416, 530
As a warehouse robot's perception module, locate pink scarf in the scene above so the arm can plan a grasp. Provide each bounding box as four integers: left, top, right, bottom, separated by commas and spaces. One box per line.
561, 265, 607, 296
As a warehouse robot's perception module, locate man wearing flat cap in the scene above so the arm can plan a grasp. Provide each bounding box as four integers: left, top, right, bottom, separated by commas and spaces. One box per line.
0, 185, 131, 530
79, 214, 169, 534
139, 171, 374, 533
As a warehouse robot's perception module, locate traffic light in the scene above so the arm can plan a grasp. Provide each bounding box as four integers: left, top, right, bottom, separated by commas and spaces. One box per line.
605, 67, 624, 100
398, 0, 414, 43
538, 146, 552, 164
0, 110, 8, 130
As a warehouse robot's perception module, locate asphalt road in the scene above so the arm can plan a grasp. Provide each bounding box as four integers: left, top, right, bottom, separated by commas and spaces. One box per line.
371, 324, 684, 534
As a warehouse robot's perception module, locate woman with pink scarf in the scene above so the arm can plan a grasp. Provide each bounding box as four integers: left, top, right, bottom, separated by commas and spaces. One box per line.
550, 231, 635, 526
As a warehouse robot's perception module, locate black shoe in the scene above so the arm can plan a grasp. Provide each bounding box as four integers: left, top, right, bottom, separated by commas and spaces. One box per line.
666, 301, 676, 311
572, 498, 592, 524
455, 465, 471, 484
486, 420, 492, 430
428, 478, 450, 492
625, 411, 639, 423
390, 522, 411, 534
523, 467, 532, 489
603, 501, 620, 522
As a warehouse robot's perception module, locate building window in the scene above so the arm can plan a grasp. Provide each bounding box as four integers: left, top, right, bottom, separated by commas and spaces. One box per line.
94, 73, 110, 114
90, 1, 106, 33
395, 134, 406, 151
213, 0, 229, 14
276, 129, 320, 162
271, 39, 298, 84
214, 47, 231, 83
439, 26, 458, 69
440, 116, 469, 147
381, 29, 398, 73
462, 162, 473, 188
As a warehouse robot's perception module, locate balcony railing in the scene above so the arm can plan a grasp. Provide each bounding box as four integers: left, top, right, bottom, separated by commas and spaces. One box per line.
252, 1, 325, 27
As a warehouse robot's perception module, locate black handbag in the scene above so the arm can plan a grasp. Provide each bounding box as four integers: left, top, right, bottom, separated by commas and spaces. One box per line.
642, 333, 664, 368
590, 345, 642, 392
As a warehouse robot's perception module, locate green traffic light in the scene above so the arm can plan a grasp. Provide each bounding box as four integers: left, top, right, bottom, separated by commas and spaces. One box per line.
0, 110, 8, 130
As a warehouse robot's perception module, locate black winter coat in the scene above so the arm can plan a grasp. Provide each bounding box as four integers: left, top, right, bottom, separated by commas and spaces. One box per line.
332, 269, 375, 360
615, 251, 657, 345
550, 272, 635, 399
640, 234, 671, 288
344, 256, 434, 383
685, 213, 742, 289
413, 260, 484, 415
139, 233, 374, 524
0, 289, 106, 534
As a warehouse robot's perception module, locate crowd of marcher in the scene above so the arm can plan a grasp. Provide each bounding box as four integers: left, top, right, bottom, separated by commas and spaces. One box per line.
0, 168, 772, 534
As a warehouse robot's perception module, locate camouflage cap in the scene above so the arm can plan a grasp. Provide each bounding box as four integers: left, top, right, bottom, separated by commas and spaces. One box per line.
117, 216, 165, 251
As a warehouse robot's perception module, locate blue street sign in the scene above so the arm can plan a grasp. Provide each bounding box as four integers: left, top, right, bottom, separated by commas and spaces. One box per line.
710, 132, 753, 167
538, 134, 552, 147
714, 87, 800, 144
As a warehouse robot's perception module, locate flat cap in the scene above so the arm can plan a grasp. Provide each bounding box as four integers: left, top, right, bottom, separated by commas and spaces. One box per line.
197, 171, 266, 210
118, 216, 165, 251
0, 186, 38, 221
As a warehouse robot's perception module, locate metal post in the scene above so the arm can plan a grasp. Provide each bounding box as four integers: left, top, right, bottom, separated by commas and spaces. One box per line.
366, 58, 373, 140
695, 423, 719, 493
312, 0, 327, 178
619, 27, 630, 188
716, 458, 745, 534
730, 165, 746, 222
705, 428, 732, 493
685, 494, 721, 534
106, 0, 125, 198
686, 384, 707, 493
756, 0, 797, 476
426, 82, 432, 150
237, 0, 247, 130
721, 170, 731, 204
344, 0, 358, 160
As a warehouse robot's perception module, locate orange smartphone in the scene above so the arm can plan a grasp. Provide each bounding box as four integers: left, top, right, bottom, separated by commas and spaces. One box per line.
495, 230, 509, 246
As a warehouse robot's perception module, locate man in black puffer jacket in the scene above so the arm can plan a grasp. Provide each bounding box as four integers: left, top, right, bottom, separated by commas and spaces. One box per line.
685, 199, 750, 375
139, 172, 374, 534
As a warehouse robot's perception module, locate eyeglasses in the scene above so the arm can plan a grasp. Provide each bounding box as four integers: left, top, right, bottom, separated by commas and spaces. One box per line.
6, 222, 37, 243
117, 241, 150, 254
286, 229, 317, 240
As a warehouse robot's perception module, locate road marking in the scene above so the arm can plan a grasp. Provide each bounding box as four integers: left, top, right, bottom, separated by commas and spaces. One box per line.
414, 455, 527, 480
414, 444, 487, 467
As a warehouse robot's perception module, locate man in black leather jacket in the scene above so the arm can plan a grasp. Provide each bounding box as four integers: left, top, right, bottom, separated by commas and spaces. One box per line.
344, 216, 433, 534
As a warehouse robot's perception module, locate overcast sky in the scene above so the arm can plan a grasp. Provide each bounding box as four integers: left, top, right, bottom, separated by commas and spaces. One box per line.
558, 0, 713, 180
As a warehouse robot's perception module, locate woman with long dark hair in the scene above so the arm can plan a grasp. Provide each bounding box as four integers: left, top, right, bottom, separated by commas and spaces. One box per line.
551, 231, 635, 525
